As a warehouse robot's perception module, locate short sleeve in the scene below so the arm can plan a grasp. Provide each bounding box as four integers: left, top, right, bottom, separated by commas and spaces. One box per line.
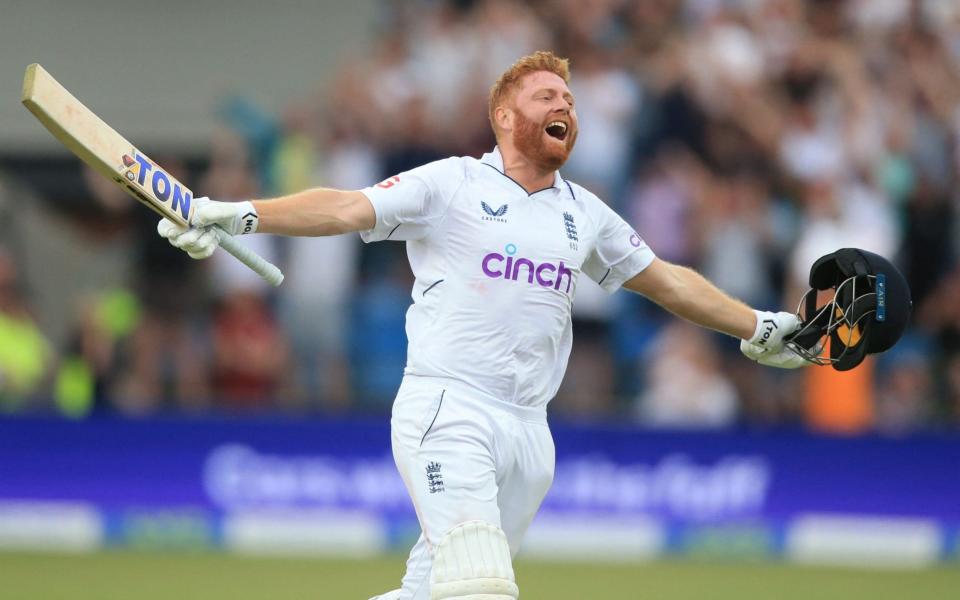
582, 199, 656, 293
359, 158, 461, 243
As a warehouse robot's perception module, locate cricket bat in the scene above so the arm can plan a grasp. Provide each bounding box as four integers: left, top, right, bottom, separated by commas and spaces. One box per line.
20, 63, 284, 287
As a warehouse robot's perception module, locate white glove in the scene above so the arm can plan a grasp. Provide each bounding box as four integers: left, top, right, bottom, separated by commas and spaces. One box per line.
157, 219, 220, 259
740, 310, 809, 369
740, 340, 812, 369
156, 197, 258, 260
189, 197, 259, 235
745, 310, 801, 352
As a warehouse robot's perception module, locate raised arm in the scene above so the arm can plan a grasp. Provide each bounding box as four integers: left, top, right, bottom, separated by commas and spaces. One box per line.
253, 188, 375, 236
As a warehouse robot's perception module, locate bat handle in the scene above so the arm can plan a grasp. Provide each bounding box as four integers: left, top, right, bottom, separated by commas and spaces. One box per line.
213, 227, 285, 287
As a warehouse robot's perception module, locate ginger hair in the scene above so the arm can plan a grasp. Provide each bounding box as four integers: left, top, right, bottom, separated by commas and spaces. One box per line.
488, 51, 571, 138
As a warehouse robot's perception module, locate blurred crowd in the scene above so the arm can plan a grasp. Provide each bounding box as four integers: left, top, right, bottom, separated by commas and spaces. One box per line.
2, 0, 960, 435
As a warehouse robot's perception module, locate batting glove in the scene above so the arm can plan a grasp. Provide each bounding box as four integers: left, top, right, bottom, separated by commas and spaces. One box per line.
156, 197, 258, 259
739, 310, 809, 369
157, 218, 220, 259
746, 310, 801, 351
740, 340, 811, 369
189, 197, 259, 236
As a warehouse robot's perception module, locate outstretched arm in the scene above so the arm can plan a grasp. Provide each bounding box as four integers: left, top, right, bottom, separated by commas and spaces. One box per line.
622, 258, 806, 368
157, 189, 376, 259
622, 258, 757, 339
160, 158, 459, 255
253, 188, 375, 236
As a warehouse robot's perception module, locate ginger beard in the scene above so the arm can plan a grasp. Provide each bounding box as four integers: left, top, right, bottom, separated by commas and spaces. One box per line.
511, 106, 577, 172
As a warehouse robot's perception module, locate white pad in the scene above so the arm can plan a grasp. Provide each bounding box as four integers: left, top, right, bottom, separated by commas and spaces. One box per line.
430, 521, 519, 600
369, 591, 401, 600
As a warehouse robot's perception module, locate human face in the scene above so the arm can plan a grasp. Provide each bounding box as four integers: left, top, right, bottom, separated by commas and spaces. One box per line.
508, 71, 578, 171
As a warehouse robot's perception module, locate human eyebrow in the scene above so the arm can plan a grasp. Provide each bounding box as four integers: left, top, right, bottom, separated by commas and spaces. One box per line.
532, 87, 574, 104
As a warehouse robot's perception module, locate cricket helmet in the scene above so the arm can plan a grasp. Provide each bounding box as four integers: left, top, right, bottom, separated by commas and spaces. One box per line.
787, 248, 912, 371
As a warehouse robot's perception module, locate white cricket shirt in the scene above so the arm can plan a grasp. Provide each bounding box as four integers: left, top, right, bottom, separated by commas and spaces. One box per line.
360, 147, 655, 407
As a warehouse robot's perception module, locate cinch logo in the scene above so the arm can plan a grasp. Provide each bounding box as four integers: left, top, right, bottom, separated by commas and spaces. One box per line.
120, 150, 191, 221
481, 243, 573, 294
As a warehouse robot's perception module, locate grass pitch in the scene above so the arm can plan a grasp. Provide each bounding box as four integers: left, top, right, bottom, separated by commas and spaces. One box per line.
1, 551, 958, 599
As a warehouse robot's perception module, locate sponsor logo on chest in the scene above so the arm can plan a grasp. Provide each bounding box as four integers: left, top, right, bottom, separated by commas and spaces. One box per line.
481, 243, 573, 294
480, 201, 508, 222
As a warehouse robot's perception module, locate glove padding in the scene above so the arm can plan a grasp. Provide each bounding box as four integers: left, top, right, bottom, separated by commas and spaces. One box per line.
157, 219, 220, 259
740, 310, 809, 369
156, 197, 258, 260
740, 339, 812, 369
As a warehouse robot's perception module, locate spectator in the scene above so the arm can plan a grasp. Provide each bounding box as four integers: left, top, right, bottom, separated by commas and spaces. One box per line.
109, 301, 211, 416
874, 336, 936, 434
54, 288, 141, 417
348, 252, 411, 411
210, 289, 291, 412
0, 249, 52, 411
276, 101, 367, 410
636, 321, 739, 429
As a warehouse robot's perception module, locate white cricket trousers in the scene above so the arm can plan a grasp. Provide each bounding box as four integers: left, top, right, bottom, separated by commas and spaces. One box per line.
390, 375, 555, 600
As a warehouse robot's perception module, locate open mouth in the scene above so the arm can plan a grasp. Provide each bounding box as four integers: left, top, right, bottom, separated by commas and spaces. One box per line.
545, 120, 568, 141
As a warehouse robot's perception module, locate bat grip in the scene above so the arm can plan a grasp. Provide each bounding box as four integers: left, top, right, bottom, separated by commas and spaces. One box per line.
214, 227, 284, 287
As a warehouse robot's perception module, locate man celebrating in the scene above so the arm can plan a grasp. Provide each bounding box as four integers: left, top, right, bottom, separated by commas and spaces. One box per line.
160, 51, 804, 600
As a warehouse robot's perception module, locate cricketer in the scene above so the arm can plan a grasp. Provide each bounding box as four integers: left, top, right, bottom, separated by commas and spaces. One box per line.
158, 51, 805, 600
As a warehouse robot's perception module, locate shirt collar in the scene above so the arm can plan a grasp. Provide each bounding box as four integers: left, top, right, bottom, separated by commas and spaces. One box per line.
480, 146, 564, 191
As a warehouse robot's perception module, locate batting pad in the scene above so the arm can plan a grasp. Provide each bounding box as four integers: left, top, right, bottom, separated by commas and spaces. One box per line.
430, 521, 519, 600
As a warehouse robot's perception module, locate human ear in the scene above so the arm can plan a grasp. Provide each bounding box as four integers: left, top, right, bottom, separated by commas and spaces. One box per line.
495, 106, 513, 133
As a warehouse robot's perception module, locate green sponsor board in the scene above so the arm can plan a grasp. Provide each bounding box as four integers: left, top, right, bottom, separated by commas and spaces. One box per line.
677, 522, 776, 559
113, 509, 216, 550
